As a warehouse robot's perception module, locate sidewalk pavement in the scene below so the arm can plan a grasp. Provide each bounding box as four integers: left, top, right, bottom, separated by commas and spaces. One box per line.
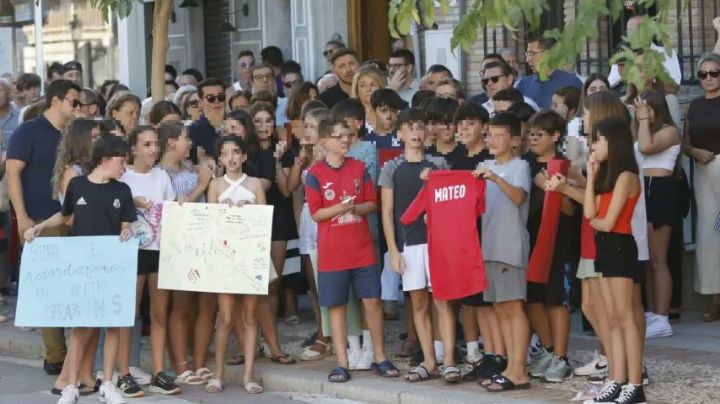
2, 295, 720, 404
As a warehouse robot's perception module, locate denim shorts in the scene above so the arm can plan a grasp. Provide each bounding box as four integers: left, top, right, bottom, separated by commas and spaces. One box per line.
318, 265, 381, 307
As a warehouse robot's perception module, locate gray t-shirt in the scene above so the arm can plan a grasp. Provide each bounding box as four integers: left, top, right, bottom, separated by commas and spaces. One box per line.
379, 154, 448, 251
478, 157, 531, 268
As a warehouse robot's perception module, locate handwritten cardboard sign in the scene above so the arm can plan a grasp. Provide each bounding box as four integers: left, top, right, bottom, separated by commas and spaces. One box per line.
15, 236, 139, 327
158, 202, 273, 294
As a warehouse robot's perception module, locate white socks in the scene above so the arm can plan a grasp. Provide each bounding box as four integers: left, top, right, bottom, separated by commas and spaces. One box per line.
348, 335, 361, 351
434, 340, 444, 362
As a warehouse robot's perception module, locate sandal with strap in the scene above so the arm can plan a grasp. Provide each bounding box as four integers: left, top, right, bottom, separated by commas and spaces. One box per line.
480, 373, 501, 387
204, 378, 223, 393
226, 355, 245, 365
299, 340, 332, 361
328, 367, 351, 383
485, 375, 530, 392
371, 360, 400, 378
175, 370, 206, 385
271, 353, 296, 365
195, 367, 214, 381
244, 381, 263, 394
442, 366, 461, 384
405, 365, 435, 383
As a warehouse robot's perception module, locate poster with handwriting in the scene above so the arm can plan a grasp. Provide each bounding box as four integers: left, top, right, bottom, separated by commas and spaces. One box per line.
158, 202, 273, 295
15, 236, 139, 327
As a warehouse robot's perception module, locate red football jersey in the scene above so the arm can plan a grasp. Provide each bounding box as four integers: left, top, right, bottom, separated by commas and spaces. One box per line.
305, 158, 377, 272
400, 170, 487, 300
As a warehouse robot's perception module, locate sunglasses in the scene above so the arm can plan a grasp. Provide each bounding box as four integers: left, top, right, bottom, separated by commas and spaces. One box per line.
65, 98, 81, 108
481, 75, 506, 86
698, 69, 720, 80
323, 49, 336, 57
205, 94, 226, 104
284, 80, 302, 89
187, 100, 200, 108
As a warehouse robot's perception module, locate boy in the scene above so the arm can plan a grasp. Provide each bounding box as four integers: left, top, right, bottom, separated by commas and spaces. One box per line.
379, 108, 450, 383
425, 97, 463, 166
450, 103, 508, 380
25, 135, 137, 404
474, 112, 532, 392
305, 117, 399, 382
367, 88, 404, 149
524, 110, 578, 383
550, 86, 581, 122
491, 88, 524, 114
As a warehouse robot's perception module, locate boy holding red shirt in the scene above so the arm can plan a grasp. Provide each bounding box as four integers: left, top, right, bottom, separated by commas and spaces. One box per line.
305, 117, 400, 383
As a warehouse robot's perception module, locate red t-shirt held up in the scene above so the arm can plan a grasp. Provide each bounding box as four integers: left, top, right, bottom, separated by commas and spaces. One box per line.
400, 170, 487, 300
305, 158, 377, 272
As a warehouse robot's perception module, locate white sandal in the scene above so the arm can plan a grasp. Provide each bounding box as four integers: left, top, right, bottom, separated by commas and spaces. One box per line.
244, 381, 263, 394
204, 378, 222, 393
195, 367, 214, 381
175, 370, 205, 385
299, 340, 332, 361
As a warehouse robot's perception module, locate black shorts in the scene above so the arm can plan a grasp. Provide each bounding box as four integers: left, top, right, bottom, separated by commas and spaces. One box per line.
644, 176, 679, 228
460, 292, 492, 307
526, 260, 575, 306
138, 249, 160, 275
594, 232, 638, 279
634, 260, 648, 285
271, 208, 299, 242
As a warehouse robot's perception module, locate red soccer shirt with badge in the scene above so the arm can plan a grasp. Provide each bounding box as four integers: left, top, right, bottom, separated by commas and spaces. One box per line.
305, 157, 377, 272
400, 170, 487, 300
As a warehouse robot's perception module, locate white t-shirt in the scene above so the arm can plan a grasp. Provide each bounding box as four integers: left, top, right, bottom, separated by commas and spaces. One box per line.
608, 44, 682, 87
121, 166, 176, 250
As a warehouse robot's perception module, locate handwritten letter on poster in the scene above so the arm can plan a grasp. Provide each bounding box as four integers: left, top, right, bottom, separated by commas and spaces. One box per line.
15, 236, 139, 327
158, 202, 273, 294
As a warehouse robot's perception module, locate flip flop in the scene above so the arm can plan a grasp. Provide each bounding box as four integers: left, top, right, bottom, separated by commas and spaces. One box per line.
244, 381, 264, 394
371, 360, 400, 378
204, 378, 223, 393
485, 375, 531, 392
405, 365, 435, 383
271, 353, 296, 365
328, 367, 351, 383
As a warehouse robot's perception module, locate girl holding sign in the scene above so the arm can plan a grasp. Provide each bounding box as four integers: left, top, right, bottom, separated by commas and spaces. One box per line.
205, 136, 266, 394
120, 126, 181, 395
25, 136, 137, 404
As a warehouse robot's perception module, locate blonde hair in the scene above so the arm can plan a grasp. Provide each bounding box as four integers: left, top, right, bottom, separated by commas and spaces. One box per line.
350, 65, 387, 102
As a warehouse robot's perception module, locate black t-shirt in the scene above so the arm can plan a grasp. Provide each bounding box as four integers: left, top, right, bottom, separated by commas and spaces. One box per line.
248, 143, 297, 235
687, 95, 720, 155
319, 84, 349, 110
61, 176, 137, 236
378, 154, 448, 251
425, 143, 465, 167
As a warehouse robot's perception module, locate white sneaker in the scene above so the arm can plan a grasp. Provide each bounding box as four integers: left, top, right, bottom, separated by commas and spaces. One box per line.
646, 315, 673, 338
355, 348, 373, 370
99, 381, 126, 404
574, 351, 607, 377
347, 347, 362, 370
129, 367, 151, 386
56, 384, 79, 404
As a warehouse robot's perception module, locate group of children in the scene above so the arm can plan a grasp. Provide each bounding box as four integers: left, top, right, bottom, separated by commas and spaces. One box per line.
25, 72, 653, 404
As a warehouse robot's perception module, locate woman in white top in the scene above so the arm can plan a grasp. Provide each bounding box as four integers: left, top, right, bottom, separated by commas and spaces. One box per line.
634, 89, 681, 338
205, 136, 265, 395
121, 126, 181, 394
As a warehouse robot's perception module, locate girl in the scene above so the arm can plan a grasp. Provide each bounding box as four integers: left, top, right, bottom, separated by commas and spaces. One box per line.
149, 101, 183, 127
120, 126, 181, 395
634, 89, 680, 339
181, 90, 202, 122
157, 121, 214, 384
584, 117, 645, 404
295, 106, 333, 361
49, 119, 100, 397
205, 136, 265, 394
106, 94, 141, 136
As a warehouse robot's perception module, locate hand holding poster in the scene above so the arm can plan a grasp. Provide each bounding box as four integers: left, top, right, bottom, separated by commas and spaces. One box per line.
158, 202, 273, 294
15, 236, 139, 327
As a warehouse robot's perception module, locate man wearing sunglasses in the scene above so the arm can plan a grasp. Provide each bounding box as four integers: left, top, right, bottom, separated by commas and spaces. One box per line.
189, 77, 226, 164
233, 50, 255, 92
276, 61, 304, 127
5, 79, 81, 375
514, 36, 582, 109
479, 62, 539, 115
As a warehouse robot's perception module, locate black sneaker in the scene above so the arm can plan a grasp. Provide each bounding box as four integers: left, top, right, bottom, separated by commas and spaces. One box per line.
117, 374, 144, 398
613, 384, 646, 404
148, 371, 182, 395
641, 367, 650, 386
583, 381, 622, 403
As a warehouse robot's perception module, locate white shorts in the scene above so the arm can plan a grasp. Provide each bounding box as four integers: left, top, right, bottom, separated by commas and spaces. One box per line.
401, 243, 431, 292
298, 203, 317, 255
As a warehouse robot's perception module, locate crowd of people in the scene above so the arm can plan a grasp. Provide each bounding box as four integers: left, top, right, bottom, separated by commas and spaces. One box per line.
1, 13, 720, 404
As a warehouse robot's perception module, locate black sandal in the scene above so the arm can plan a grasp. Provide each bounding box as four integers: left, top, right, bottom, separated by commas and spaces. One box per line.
485, 375, 530, 392
328, 367, 351, 383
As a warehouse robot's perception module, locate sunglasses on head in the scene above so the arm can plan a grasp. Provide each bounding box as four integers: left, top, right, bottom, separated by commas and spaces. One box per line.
205, 94, 226, 103
698, 69, 720, 80
481, 75, 506, 86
